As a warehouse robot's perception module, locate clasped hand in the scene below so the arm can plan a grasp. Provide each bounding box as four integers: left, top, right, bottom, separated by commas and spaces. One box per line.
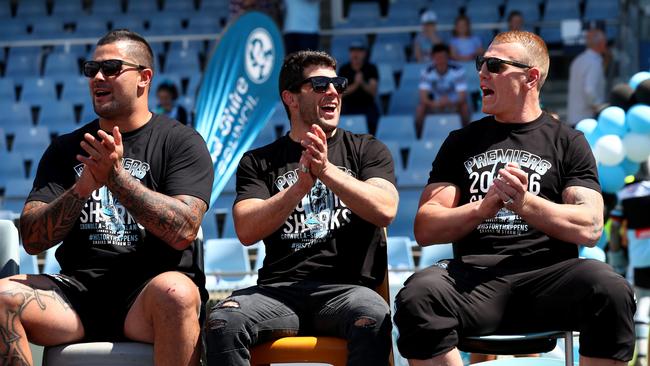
77, 126, 124, 187
297, 124, 329, 187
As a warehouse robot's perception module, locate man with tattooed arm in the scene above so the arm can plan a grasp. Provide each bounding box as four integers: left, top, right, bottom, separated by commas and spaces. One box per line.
0, 29, 213, 366
393, 31, 636, 366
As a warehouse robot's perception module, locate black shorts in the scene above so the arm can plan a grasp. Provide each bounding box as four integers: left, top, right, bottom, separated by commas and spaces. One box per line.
394, 257, 636, 361
45, 274, 149, 341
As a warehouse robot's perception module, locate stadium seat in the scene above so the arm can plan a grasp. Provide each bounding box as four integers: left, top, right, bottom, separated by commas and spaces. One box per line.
0, 102, 33, 127
20, 77, 57, 104
162, 0, 196, 12
15, 0, 47, 17
377, 63, 396, 96
465, 3, 501, 24
74, 17, 109, 37
0, 78, 16, 102
30, 16, 66, 39
204, 238, 254, 292
543, 0, 580, 21
44, 52, 81, 81
418, 243, 454, 269
110, 16, 145, 34
396, 165, 430, 188
2, 178, 33, 213
383, 3, 419, 27
400, 62, 427, 85
44, 342, 154, 366
186, 16, 222, 34
0, 128, 6, 153
0, 219, 19, 278
43, 243, 62, 274
421, 113, 462, 140
584, 0, 620, 21
90, 0, 122, 15
338, 1, 381, 28
221, 212, 237, 239
387, 236, 415, 285
503, 2, 541, 24
387, 86, 420, 116
164, 49, 201, 75
389, 188, 420, 237
0, 18, 30, 41
39, 101, 76, 135
330, 34, 368, 65
406, 139, 444, 171
376, 115, 417, 142
61, 76, 90, 106
4, 54, 41, 84
19, 245, 39, 274
370, 40, 407, 73
0, 152, 26, 184
146, 16, 183, 36
339, 114, 368, 134
382, 140, 406, 174
125, 0, 159, 14
9, 126, 50, 163
51, 0, 85, 16
0, 0, 10, 18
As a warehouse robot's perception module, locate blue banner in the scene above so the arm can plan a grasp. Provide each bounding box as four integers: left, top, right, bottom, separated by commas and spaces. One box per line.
195, 11, 284, 207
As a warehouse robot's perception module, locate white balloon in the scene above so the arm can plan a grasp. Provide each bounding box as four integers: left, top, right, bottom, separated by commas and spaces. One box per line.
593, 135, 625, 166
623, 133, 650, 162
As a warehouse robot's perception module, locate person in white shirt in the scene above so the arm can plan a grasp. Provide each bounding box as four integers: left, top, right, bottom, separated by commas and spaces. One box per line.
567, 29, 608, 126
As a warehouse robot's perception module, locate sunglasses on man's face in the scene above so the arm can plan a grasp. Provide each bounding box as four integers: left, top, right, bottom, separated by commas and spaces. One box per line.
293, 76, 348, 93
475, 55, 532, 74
82, 59, 146, 78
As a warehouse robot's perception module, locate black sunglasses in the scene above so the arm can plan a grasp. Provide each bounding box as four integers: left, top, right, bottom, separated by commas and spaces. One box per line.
291, 76, 348, 93
475, 55, 532, 74
83, 59, 147, 78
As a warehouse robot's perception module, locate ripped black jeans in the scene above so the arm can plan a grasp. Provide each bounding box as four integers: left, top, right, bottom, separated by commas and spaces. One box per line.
205, 281, 392, 366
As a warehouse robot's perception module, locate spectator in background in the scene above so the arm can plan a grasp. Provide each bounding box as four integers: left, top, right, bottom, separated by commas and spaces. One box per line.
415, 44, 470, 137
283, 0, 320, 54
507, 10, 525, 31
567, 28, 608, 126
229, 0, 284, 27
413, 10, 444, 63
155, 82, 189, 126
449, 15, 483, 62
339, 40, 381, 135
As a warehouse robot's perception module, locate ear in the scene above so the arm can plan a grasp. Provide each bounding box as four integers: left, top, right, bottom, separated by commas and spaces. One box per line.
139, 68, 153, 88
281, 89, 296, 108
526, 68, 541, 89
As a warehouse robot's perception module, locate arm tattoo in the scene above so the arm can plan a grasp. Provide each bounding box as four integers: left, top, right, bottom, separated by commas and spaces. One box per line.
0, 283, 70, 365
108, 168, 207, 247
21, 189, 87, 253
367, 178, 399, 202
563, 186, 604, 235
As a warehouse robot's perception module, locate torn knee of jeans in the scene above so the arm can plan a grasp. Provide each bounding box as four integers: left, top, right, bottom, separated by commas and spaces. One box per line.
207, 318, 228, 330
218, 300, 240, 308
353, 316, 376, 328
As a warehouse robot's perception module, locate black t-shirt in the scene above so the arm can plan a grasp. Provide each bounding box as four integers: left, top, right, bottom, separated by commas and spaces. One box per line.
28, 114, 214, 300
428, 112, 600, 264
235, 129, 395, 288
338, 62, 379, 107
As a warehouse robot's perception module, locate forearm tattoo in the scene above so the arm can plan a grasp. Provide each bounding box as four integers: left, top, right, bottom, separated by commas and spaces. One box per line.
108, 168, 206, 246
0, 284, 70, 365
21, 190, 87, 253
563, 186, 603, 235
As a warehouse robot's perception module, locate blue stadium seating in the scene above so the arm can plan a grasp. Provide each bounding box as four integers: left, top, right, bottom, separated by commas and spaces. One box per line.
4, 53, 41, 84
90, 1, 122, 15
61, 76, 90, 107
543, 0, 580, 21
388, 188, 420, 237
146, 16, 183, 36
125, 0, 159, 14
0, 128, 6, 152
222, 212, 237, 239
2, 178, 33, 213
19, 246, 39, 274
387, 85, 419, 115
406, 139, 444, 171
377, 63, 396, 96
111, 16, 145, 34
465, 4, 501, 24
30, 17, 67, 39
15, 0, 47, 17
419, 243, 454, 269
9, 126, 51, 163
421, 113, 462, 141
330, 34, 368, 66
74, 17, 108, 37
204, 238, 254, 291
370, 40, 408, 73
339, 114, 368, 134
0, 19, 29, 41
396, 166, 430, 188
584, 0, 620, 22
0, 102, 33, 126
382, 140, 405, 173
383, 2, 420, 27
503, 1, 541, 23
43, 244, 62, 274
337, 1, 382, 28
0, 78, 16, 102
164, 49, 202, 75
163, 0, 196, 12
51, 0, 85, 17
43, 52, 81, 82
387, 236, 415, 285
20, 77, 57, 105
39, 101, 76, 135
0, 0, 10, 17
186, 16, 222, 34
0, 152, 27, 185
376, 115, 417, 142
400, 62, 427, 85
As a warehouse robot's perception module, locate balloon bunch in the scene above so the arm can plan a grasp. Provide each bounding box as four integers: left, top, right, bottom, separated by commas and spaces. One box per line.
575, 72, 650, 193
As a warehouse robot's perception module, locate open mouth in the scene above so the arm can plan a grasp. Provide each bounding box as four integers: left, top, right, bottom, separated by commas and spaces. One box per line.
320, 102, 337, 114
481, 87, 494, 97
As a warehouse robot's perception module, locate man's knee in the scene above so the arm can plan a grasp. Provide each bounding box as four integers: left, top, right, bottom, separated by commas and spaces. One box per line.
206, 298, 250, 335
146, 272, 201, 316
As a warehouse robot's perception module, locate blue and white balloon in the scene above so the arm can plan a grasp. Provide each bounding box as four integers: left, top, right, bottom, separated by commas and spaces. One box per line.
597, 106, 627, 136
598, 165, 627, 193
622, 132, 650, 162
629, 71, 650, 90
626, 104, 650, 134
593, 134, 625, 166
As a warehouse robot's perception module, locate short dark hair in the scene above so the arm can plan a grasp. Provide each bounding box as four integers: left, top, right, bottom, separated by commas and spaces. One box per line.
156, 82, 179, 100
97, 29, 154, 72
278, 50, 337, 119
431, 43, 450, 55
